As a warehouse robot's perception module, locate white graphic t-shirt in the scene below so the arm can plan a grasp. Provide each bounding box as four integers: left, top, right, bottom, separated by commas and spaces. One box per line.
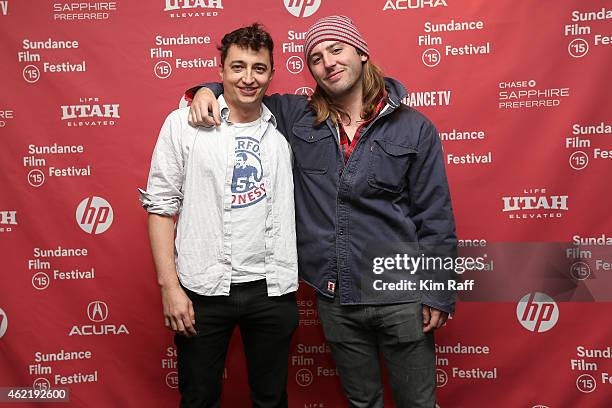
230, 117, 267, 283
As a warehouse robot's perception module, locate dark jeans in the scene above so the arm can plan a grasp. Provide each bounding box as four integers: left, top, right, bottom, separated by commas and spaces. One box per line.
175, 280, 299, 408
317, 295, 436, 408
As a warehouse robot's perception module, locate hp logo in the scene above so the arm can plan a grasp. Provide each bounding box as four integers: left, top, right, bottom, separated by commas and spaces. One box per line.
516, 292, 559, 333
76, 196, 113, 234
284, 0, 321, 18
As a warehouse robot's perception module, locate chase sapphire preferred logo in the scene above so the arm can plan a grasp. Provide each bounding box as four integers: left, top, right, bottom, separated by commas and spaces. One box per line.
231, 137, 266, 208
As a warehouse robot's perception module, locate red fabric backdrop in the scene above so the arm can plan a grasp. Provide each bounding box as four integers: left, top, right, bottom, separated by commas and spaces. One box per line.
1, 1, 611, 406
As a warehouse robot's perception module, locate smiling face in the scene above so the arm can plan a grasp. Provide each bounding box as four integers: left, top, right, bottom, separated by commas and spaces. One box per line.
220, 44, 274, 119
307, 41, 368, 99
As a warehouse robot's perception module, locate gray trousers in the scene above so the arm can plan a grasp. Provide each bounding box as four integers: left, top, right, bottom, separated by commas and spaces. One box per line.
317, 296, 436, 408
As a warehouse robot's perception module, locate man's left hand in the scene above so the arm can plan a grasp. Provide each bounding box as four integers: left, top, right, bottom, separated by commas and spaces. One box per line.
422, 305, 448, 333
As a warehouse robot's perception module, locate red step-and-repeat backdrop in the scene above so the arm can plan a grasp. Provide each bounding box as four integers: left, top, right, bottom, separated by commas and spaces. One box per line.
1, 1, 611, 407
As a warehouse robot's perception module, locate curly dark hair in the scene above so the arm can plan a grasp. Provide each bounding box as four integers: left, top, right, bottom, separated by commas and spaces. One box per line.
217, 23, 274, 69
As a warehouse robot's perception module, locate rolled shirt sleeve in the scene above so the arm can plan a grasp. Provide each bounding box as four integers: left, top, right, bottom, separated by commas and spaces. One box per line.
139, 111, 185, 216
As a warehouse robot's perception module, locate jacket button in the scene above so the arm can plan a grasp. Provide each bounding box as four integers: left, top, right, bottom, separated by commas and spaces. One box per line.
309, 135, 314, 140
339, 229, 344, 235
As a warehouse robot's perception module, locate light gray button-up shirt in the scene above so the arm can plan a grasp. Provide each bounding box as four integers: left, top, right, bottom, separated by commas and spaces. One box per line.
140, 96, 298, 296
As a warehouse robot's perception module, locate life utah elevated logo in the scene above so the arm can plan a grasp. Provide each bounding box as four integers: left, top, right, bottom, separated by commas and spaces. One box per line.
163, 0, 223, 18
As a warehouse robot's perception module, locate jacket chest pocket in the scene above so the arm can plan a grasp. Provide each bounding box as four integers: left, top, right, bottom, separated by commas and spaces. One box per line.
367, 140, 417, 193
292, 125, 334, 174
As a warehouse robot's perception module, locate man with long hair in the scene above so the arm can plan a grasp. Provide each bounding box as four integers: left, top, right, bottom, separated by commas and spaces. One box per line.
141, 24, 298, 408
187, 16, 456, 407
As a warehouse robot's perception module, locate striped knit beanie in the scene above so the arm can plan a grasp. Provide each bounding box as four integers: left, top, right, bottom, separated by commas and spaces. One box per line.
304, 15, 369, 61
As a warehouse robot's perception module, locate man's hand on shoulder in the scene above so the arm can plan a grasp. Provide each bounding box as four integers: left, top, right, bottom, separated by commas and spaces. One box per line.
422, 304, 449, 333
160, 284, 197, 337
188, 88, 221, 127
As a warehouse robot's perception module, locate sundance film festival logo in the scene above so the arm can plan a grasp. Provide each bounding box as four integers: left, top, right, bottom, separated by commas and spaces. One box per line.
284, 0, 320, 18
76, 197, 113, 234
576, 373, 597, 393
286, 56, 304, 74
166, 372, 179, 388
0, 307, 8, 338
436, 368, 448, 387
295, 368, 314, 387
69, 301, 129, 336
32, 378, 51, 390
516, 292, 559, 333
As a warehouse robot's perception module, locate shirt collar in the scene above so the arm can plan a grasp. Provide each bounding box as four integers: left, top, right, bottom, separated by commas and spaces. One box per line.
337, 90, 388, 131
218, 94, 277, 128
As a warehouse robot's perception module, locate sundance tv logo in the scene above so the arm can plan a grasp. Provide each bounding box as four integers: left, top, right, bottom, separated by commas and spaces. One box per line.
76, 196, 113, 234
516, 292, 559, 333
69, 301, 129, 336
284, 0, 320, 18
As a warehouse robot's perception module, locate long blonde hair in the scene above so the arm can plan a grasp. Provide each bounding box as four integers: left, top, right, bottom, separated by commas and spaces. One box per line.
309, 59, 385, 126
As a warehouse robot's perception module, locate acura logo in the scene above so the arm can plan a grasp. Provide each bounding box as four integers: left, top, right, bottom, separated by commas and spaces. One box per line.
87, 301, 108, 322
